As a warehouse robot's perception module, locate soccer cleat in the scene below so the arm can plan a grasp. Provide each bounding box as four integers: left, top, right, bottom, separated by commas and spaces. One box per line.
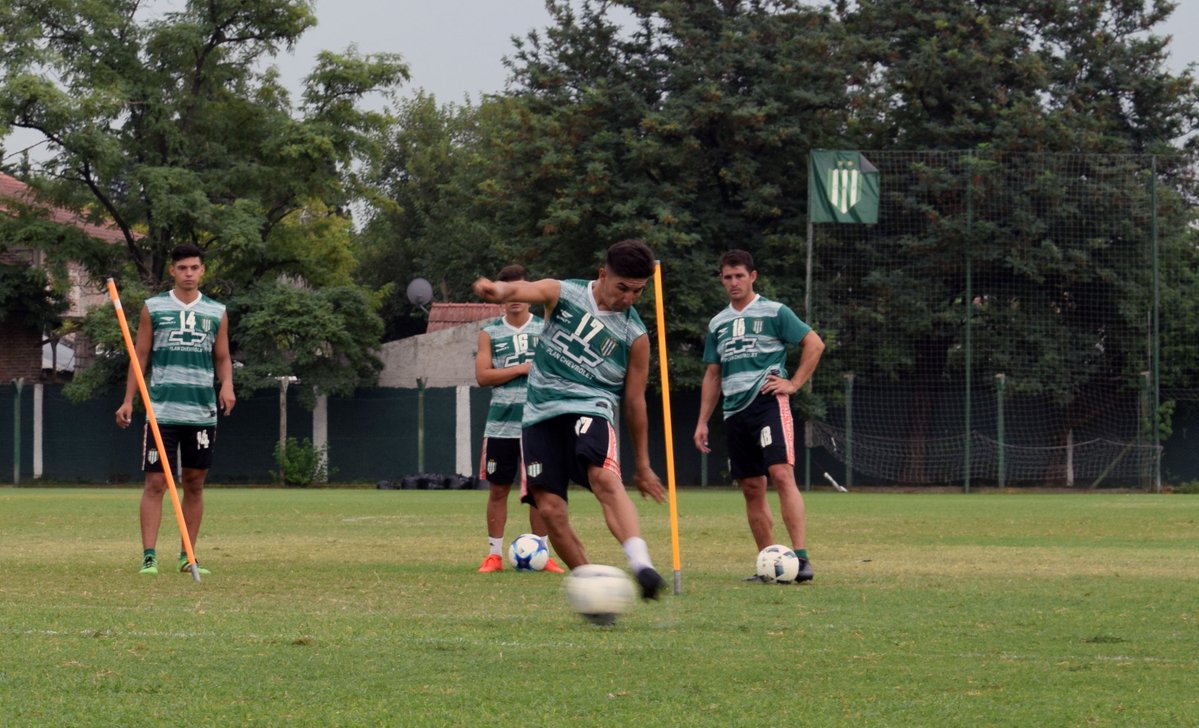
635, 566, 666, 601
794, 557, 814, 584
177, 556, 211, 576
543, 557, 566, 574
477, 553, 504, 573
139, 554, 158, 575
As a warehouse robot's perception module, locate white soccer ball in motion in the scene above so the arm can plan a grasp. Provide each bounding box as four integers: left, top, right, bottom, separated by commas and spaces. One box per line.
508, 533, 549, 571
755, 544, 801, 584
564, 564, 636, 625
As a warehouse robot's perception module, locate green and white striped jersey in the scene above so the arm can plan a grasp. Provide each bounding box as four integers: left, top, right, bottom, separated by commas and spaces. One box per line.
144, 290, 225, 426
523, 279, 646, 427
482, 314, 543, 438
703, 294, 811, 419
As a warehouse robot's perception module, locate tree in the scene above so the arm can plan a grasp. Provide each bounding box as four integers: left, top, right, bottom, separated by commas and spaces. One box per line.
0, 263, 66, 334
356, 93, 504, 340
230, 280, 384, 407
817, 0, 1199, 480
0, 0, 408, 398
466, 0, 861, 381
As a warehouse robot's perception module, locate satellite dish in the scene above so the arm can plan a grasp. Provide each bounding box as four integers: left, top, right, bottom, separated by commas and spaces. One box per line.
406, 278, 434, 311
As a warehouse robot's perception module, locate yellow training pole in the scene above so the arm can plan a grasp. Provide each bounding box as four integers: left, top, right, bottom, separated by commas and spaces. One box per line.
107, 279, 201, 583
653, 261, 683, 595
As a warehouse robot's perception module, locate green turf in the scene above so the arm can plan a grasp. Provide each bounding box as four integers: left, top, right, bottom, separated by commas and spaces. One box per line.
1, 488, 1196, 726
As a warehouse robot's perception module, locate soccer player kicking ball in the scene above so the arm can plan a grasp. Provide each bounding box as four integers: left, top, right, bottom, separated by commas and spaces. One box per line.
115, 243, 235, 576
693, 249, 825, 583
475, 264, 564, 574
473, 240, 668, 600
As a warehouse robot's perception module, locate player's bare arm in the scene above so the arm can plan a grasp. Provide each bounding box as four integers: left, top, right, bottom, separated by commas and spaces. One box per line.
623, 335, 665, 503
761, 330, 825, 396
693, 363, 722, 453
473, 277, 561, 312
214, 312, 236, 415
474, 330, 532, 387
115, 305, 153, 428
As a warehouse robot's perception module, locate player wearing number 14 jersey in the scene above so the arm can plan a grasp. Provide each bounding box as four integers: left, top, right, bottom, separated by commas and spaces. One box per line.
115, 243, 235, 576
472, 240, 668, 600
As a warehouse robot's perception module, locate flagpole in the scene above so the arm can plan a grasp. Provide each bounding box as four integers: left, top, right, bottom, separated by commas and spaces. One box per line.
803, 217, 814, 492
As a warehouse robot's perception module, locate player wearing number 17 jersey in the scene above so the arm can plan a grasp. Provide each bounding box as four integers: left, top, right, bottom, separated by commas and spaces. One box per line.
472, 240, 668, 600
115, 243, 235, 577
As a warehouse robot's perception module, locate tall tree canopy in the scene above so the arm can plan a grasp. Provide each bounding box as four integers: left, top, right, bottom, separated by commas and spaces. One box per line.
362, 0, 862, 382
0, 0, 408, 398
356, 0, 1196, 482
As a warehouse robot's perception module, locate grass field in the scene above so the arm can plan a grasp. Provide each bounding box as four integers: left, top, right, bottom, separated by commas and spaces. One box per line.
1, 487, 1197, 727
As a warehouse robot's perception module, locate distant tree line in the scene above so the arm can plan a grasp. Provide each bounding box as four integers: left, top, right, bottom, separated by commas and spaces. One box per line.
1, 0, 1196, 409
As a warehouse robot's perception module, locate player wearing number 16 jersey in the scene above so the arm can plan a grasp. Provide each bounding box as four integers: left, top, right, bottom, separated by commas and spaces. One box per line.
693, 249, 824, 583
115, 243, 235, 577
472, 240, 668, 600
475, 264, 564, 574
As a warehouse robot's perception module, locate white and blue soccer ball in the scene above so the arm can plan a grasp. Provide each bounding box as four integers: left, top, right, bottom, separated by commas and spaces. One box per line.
564, 564, 635, 626
508, 533, 549, 571
755, 544, 801, 584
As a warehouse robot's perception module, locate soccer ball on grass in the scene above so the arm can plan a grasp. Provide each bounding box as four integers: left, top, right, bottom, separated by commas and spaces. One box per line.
564, 564, 635, 626
755, 544, 801, 584
508, 533, 549, 571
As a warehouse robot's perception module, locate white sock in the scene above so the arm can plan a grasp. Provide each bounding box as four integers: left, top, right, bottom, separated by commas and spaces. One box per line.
622, 537, 653, 572
488, 537, 503, 556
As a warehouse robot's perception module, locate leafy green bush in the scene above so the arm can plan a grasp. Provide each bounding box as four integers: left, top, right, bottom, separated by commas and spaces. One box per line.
271, 437, 331, 486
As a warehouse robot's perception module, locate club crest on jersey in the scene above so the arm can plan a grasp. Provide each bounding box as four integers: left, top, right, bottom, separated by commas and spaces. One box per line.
752, 319, 764, 334
526, 461, 543, 478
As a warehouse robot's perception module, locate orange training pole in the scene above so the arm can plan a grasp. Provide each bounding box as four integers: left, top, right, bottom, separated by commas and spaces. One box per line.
107, 278, 201, 582
653, 262, 683, 595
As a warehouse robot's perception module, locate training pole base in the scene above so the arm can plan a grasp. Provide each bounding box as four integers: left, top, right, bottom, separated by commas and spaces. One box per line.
190, 564, 202, 583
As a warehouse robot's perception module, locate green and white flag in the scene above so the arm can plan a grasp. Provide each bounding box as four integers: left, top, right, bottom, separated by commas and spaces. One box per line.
808, 150, 879, 224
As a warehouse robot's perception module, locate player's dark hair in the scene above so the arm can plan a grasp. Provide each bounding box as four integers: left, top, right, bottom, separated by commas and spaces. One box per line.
719, 249, 755, 274
171, 243, 204, 262
605, 239, 655, 279
497, 264, 528, 282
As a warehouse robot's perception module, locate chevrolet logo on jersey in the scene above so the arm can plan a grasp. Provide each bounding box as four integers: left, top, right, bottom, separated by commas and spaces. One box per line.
549, 329, 604, 368
168, 311, 209, 346
724, 337, 758, 355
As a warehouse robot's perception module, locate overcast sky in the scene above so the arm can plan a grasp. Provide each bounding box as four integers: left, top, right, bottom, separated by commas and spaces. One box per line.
288, 0, 1199, 102
4, 0, 1198, 160
279, 0, 554, 104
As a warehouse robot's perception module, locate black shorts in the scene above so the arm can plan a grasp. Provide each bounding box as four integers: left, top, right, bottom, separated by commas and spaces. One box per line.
479, 436, 523, 486
142, 423, 216, 473
520, 414, 621, 506
724, 393, 795, 480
